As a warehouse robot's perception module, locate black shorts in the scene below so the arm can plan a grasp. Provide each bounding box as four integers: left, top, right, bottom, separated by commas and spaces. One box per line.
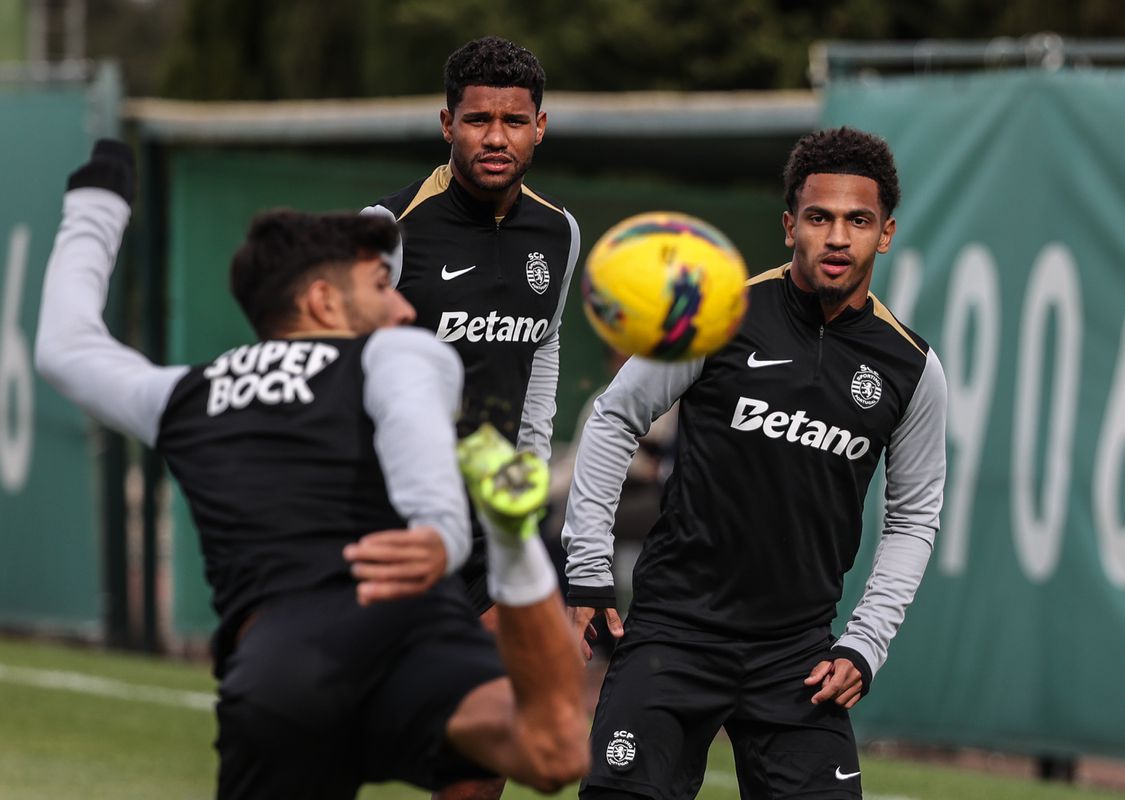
459, 514, 493, 614
215, 579, 505, 799
582, 616, 860, 800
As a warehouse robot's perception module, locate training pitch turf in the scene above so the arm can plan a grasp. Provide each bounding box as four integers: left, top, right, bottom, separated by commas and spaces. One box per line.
0, 637, 1121, 799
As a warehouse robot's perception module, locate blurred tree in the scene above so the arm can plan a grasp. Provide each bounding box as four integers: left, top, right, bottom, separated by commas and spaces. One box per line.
152, 0, 1125, 99
86, 0, 181, 96
160, 0, 276, 99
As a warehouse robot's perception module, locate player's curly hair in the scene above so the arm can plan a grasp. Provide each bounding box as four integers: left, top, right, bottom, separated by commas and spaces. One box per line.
783, 127, 901, 217
230, 211, 400, 338
444, 36, 546, 112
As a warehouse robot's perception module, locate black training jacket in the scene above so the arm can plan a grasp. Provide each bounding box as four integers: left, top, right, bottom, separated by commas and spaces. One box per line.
563, 265, 947, 685
364, 164, 580, 456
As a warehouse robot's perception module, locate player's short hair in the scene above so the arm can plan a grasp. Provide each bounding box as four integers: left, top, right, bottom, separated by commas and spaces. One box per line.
229, 210, 399, 339
444, 36, 546, 112
783, 127, 901, 217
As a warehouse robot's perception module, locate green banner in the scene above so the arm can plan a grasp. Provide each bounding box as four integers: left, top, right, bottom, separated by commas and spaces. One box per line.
826, 71, 1125, 757
162, 148, 789, 636
0, 85, 103, 633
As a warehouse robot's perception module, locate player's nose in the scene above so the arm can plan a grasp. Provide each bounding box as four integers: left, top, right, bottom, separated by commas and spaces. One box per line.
826, 218, 850, 247
482, 119, 508, 147
394, 290, 416, 325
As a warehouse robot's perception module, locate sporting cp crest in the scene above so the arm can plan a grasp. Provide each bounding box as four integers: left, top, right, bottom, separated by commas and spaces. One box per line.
606, 729, 637, 769
525, 251, 549, 295
851, 364, 883, 409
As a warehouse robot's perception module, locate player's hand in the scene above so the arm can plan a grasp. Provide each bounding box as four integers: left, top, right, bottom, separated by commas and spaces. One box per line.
68, 139, 136, 204
567, 606, 624, 662
805, 658, 864, 709
343, 526, 447, 604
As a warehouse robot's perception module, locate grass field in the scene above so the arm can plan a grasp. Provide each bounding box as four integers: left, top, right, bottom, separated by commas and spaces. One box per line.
1, 636, 1121, 800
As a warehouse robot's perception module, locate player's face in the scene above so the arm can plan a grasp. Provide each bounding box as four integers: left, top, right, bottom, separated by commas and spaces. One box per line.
342, 258, 415, 333
442, 85, 545, 209
782, 173, 896, 320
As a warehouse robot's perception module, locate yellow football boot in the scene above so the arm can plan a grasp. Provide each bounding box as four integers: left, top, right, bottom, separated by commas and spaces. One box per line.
457, 423, 549, 542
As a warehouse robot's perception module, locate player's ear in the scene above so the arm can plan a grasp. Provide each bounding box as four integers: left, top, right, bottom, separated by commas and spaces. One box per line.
877, 216, 896, 254
534, 110, 547, 145
440, 108, 454, 144
782, 211, 796, 248
304, 277, 345, 331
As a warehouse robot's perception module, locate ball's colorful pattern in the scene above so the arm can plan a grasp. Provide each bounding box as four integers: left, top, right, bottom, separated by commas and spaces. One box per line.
581, 212, 749, 361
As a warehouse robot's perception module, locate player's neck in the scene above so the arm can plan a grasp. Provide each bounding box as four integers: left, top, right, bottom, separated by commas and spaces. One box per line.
450, 169, 522, 218
281, 311, 357, 340
278, 329, 358, 340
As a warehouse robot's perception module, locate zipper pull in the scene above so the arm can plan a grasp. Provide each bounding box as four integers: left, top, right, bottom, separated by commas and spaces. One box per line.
815, 325, 825, 381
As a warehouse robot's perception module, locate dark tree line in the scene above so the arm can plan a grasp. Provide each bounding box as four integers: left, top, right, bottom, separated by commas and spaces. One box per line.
88, 0, 1125, 99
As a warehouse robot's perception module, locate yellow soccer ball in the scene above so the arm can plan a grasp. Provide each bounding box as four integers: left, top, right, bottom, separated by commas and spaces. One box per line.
581, 212, 749, 360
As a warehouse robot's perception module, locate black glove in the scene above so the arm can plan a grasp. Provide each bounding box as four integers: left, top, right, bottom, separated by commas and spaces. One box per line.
67, 139, 136, 205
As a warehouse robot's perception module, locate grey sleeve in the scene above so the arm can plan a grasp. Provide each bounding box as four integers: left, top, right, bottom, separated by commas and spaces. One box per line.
34, 188, 187, 447
835, 347, 947, 678
359, 203, 403, 287
562, 356, 702, 591
517, 208, 580, 462
362, 328, 471, 573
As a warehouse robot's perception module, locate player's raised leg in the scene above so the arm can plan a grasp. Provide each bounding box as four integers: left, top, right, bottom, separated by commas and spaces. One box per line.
349, 425, 588, 794
446, 591, 587, 793
445, 429, 594, 792
444, 425, 588, 792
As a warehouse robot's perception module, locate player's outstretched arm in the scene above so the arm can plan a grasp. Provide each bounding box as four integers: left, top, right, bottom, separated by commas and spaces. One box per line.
35, 140, 187, 447
445, 425, 588, 792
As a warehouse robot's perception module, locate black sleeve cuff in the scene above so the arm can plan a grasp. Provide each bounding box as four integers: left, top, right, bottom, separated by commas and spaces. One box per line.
830, 645, 873, 695
566, 583, 617, 608
67, 139, 136, 204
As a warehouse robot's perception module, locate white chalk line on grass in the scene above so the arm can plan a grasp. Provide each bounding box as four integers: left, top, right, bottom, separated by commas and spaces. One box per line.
0, 662, 214, 711
703, 769, 915, 800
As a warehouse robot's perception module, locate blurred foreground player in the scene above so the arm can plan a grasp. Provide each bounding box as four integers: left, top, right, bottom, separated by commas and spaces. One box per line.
564, 127, 947, 799
35, 140, 587, 799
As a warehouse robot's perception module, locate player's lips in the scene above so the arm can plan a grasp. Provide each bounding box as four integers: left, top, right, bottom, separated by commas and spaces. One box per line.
819, 254, 851, 277
477, 155, 512, 173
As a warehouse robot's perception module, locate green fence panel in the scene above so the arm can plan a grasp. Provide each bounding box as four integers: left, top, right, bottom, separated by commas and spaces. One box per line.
825, 70, 1125, 757
0, 84, 103, 633
164, 147, 789, 637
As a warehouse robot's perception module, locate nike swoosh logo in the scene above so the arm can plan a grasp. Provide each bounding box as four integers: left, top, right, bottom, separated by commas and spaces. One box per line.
835, 767, 861, 780
441, 264, 477, 280
746, 352, 793, 368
